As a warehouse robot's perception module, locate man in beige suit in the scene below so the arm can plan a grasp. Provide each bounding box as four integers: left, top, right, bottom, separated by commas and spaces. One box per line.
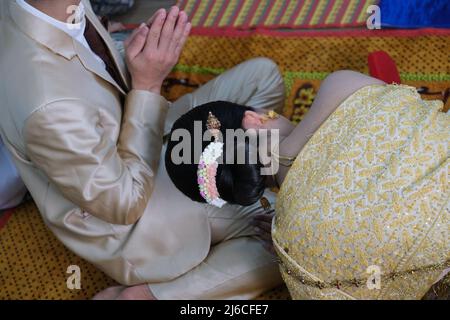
0, 0, 285, 299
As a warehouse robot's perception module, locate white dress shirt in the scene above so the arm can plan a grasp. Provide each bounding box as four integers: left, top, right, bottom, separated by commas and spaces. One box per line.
16, 0, 105, 67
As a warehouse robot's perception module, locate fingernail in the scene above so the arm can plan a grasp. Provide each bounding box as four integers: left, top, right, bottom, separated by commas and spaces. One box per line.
140, 26, 148, 35
139, 23, 146, 29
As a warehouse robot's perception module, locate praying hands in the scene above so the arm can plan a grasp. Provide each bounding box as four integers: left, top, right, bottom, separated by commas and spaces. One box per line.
124, 6, 191, 95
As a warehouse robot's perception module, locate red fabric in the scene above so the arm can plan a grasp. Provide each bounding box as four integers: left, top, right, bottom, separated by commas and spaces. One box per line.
368, 51, 401, 84
189, 27, 450, 38
0, 210, 13, 231
122, 25, 450, 38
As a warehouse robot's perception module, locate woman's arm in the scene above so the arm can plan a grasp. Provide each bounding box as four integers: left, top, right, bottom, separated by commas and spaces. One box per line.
275, 71, 385, 185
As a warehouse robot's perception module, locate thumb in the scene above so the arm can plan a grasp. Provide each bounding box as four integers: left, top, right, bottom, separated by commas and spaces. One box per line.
126, 24, 149, 60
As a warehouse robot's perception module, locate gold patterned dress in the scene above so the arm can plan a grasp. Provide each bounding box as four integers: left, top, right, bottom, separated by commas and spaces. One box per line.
274, 84, 449, 299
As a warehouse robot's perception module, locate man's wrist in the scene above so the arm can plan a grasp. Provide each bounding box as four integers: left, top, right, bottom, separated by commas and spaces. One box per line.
147, 85, 162, 95
131, 81, 162, 95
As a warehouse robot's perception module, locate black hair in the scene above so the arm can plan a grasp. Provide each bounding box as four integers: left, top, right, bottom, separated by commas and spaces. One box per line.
165, 101, 265, 206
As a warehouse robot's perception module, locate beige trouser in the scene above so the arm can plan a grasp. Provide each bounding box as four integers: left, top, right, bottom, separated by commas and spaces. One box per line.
150, 58, 286, 300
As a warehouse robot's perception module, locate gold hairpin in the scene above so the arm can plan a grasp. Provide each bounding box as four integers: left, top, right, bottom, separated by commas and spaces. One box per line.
261, 110, 280, 123
260, 197, 272, 212
207, 112, 221, 140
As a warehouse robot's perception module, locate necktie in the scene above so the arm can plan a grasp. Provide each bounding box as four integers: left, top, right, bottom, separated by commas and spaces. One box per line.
83, 19, 126, 91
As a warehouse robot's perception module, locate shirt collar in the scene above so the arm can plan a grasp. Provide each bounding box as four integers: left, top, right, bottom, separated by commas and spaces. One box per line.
16, 0, 86, 39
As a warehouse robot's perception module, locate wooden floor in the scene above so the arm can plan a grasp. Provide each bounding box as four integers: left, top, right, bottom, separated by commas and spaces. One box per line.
117, 0, 177, 24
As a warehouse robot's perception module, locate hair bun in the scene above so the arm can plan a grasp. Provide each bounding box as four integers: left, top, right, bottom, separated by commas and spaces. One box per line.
166, 101, 265, 206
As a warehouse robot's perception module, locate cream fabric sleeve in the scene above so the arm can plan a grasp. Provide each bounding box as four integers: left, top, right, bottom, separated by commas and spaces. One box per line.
24, 90, 168, 225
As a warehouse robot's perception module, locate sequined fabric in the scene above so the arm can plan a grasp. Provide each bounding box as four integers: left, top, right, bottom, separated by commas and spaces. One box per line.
274, 84, 449, 300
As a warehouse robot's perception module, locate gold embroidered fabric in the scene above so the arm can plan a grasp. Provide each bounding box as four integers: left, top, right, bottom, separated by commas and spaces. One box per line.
274, 84, 449, 300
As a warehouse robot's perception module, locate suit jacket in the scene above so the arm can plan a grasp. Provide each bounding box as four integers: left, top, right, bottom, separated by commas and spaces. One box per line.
0, 0, 210, 285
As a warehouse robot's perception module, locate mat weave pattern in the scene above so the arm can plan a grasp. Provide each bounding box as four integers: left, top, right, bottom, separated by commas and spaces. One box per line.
178, 0, 379, 30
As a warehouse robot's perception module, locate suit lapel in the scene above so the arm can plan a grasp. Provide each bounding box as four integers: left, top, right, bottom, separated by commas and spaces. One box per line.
72, 39, 126, 95
83, 0, 130, 91
9, 0, 130, 94
8, 0, 76, 60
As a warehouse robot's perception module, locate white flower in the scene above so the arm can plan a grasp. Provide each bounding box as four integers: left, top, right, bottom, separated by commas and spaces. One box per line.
202, 142, 223, 165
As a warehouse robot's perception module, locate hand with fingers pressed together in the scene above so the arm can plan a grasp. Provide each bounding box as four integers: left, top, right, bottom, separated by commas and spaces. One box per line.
251, 211, 276, 255
124, 6, 191, 94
